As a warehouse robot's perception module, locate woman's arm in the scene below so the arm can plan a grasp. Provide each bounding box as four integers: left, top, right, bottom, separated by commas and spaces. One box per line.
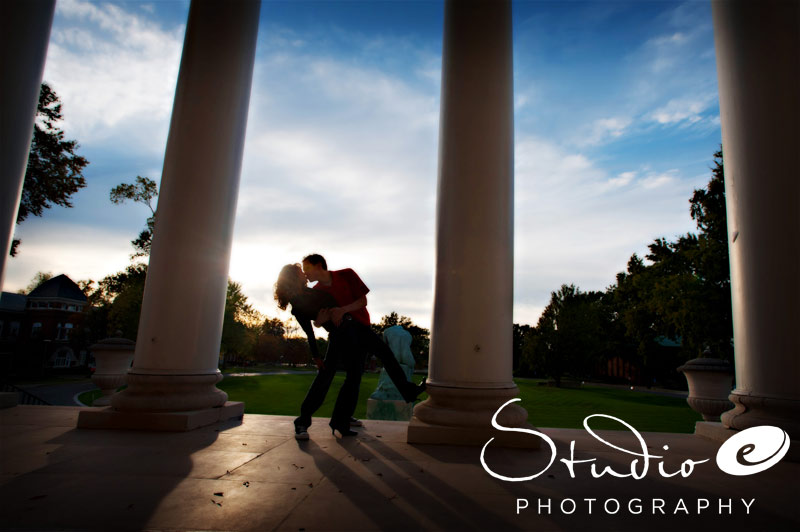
297, 316, 325, 370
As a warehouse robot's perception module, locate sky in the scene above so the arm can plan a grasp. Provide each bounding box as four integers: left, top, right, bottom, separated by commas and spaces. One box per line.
4, 0, 723, 330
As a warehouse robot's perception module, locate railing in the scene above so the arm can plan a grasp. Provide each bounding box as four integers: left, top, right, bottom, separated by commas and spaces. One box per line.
0, 382, 51, 405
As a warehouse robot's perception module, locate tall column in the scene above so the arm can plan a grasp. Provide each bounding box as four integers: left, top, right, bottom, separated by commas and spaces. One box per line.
712, 0, 800, 439
0, 0, 56, 289
408, 0, 532, 446
108, 0, 260, 416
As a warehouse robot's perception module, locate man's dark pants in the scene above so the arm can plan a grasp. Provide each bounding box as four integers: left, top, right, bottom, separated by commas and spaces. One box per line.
295, 318, 364, 429
294, 318, 417, 430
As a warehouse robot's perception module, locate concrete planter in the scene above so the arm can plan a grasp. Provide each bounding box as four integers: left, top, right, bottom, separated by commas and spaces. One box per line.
90, 337, 135, 406
677, 357, 734, 421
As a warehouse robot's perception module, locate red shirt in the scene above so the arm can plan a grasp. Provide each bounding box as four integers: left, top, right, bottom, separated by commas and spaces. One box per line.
313, 268, 371, 326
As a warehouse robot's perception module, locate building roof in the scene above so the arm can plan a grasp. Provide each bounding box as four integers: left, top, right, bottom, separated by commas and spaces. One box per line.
0, 292, 27, 312
27, 274, 87, 302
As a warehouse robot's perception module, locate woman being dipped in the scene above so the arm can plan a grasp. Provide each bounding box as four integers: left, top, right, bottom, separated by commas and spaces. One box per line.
274, 264, 425, 440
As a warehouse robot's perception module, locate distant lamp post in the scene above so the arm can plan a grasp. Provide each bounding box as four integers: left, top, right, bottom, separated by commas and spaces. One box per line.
90, 336, 135, 406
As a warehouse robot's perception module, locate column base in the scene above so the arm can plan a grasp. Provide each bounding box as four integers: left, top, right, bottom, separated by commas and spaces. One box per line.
721, 392, 800, 440
76, 401, 244, 431
111, 372, 228, 412
406, 383, 537, 448
695, 421, 737, 443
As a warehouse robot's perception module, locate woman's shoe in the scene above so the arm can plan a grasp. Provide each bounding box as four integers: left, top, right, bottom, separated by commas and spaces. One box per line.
329, 422, 357, 437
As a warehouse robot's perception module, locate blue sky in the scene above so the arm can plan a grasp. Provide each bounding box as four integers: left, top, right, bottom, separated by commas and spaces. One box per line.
5, 0, 722, 330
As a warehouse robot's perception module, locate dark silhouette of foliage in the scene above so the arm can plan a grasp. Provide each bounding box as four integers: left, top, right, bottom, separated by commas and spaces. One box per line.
373, 312, 429, 368
514, 148, 732, 387
12, 83, 88, 256
110, 175, 158, 258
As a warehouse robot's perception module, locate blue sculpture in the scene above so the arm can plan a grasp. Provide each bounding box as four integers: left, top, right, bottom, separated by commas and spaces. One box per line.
370, 325, 416, 400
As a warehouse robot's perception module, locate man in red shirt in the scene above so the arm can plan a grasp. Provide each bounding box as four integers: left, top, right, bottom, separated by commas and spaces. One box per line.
298, 254, 425, 434
303, 256, 371, 328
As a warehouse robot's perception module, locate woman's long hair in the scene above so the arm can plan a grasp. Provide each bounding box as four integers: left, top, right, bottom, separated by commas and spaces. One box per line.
274, 263, 303, 310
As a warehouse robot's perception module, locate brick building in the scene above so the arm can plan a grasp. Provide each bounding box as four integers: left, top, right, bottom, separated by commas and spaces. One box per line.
0, 274, 88, 375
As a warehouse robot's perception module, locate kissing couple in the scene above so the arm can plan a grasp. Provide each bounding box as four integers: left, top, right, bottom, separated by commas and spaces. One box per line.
274, 254, 426, 440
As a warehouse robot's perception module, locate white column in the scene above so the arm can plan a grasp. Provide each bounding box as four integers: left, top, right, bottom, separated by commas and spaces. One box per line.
408, 0, 531, 446
712, 0, 800, 439
111, 0, 260, 413
0, 0, 56, 289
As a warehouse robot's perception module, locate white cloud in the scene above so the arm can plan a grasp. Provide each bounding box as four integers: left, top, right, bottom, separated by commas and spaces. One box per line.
10, 1, 720, 331
513, 137, 703, 317
3, 222, 133, 292
579, 116, 633, 146
650, 96, 715, 125
44, 0, 184, 152
607, 171, 636, 188
641, 171, 678, 189
229, 47, 440, 325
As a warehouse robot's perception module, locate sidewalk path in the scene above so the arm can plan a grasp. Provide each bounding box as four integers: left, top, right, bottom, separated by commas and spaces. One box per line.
16, 380, 97, 406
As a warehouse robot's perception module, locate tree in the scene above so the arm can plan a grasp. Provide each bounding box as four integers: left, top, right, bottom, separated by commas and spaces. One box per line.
17, 271, 54, 295
640, 149, 732, 360
534, 285, 608, 386
373, 312, 430, 368
110, 176, 158, 258
608, 148, 733, 379
261, 317, 286, 337
12, 83, 89, 256
220, 280, 262, 365
99, 264, 149, 340
512, 323, 532, 375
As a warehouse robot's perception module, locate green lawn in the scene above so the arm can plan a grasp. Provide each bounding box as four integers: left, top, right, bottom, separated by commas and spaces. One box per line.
78, 374, 700, 433
514, 379, 700, 433
77, 389, 104, 406
216, 374, 700, 433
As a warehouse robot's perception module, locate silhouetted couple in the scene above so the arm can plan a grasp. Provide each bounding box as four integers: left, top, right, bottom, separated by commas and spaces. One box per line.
274, 254, 425, 440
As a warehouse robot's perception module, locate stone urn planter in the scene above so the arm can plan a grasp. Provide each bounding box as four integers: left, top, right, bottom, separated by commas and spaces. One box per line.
90, 337, 135, 406
677, 357, 734, 421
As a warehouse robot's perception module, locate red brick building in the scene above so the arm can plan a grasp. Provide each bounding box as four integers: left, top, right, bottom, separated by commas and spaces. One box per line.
0, 274, 88, 375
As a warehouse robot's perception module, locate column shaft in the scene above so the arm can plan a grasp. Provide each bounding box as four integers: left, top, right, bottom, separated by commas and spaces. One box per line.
112, 0, 261, 413
712, 0, 800, 438
408, 0, 531, 446
0, 0, 56, 288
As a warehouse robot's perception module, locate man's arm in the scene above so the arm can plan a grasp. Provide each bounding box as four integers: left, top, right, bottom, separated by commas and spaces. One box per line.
330, 295, 367, 326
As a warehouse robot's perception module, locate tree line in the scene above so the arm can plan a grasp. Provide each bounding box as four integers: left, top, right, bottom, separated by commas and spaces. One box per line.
512, 150, 732, 388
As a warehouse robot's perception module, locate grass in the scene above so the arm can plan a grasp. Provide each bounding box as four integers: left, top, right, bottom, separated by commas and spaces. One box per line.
216, 374, 701, 433
77, 385, 126, 406
77, 389, 104, 406
220, 364, 316, 374
217, 373, 389, 420
514, 379, 700, 433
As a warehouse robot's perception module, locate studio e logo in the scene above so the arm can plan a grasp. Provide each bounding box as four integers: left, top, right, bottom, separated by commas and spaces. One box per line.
480, 398, 792, 482
716, 425, 791, 476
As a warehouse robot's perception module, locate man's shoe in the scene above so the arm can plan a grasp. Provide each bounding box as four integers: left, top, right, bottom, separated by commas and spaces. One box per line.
349, 416, 363, 427
295, 425, 309, 440
401, 379, 427, 403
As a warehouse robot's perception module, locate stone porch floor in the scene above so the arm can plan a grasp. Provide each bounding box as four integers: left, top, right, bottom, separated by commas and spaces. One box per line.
0, 405, 798, 531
